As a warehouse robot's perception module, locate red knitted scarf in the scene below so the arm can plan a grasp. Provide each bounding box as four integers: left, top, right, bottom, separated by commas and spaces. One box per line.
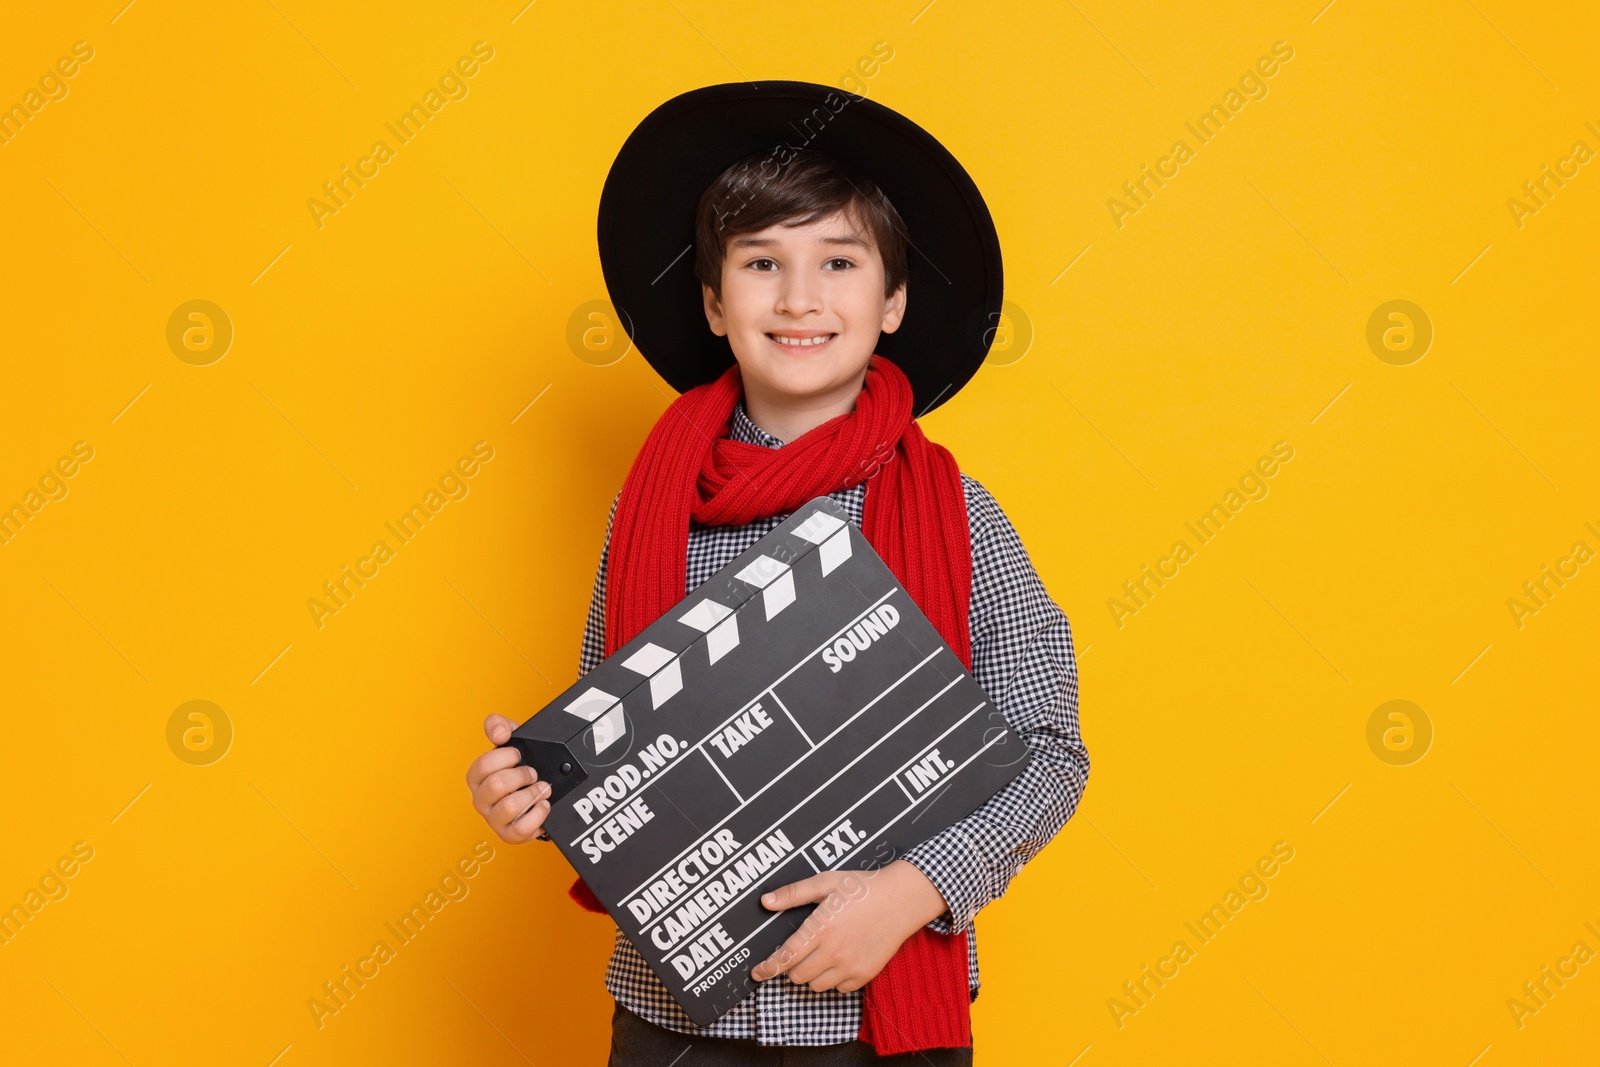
566, 353, 974, 1054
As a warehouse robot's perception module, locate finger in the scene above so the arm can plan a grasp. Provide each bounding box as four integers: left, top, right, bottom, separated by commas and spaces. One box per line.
466, 745, 523, 791
802, 966, 850, 993
490, 783, 547, 828
503, 797, 551, 842
786, 952, 837, 989
761, 873, 832, 912
753, 930, 817, 981
750, 944, 788, 981
483, 713, 519, 746
480, 765, 539, 807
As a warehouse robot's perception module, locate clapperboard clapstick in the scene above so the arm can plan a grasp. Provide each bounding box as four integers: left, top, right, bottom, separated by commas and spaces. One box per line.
504, 495, 1031, 1026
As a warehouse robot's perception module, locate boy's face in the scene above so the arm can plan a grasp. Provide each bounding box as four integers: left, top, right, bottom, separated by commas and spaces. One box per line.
702, 208, 906, 412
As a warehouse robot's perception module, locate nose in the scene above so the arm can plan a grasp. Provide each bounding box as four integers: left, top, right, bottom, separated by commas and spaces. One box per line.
774, 265, 824, 318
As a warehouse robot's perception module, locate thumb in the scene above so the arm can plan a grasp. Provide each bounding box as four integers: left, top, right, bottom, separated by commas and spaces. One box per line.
484, 714, 519, 746
761, 873, 831, 911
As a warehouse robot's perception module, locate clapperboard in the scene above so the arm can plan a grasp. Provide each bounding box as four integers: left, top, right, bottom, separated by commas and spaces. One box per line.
504, 495, 1030, 1025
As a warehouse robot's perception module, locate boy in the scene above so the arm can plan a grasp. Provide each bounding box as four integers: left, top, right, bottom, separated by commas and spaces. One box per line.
466, 81, 1089, 1064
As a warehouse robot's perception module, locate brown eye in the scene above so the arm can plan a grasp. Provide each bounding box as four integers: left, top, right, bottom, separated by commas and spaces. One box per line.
825, 257, 854, 270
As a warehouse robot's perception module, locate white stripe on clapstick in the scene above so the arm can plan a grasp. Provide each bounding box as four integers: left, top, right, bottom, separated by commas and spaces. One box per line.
706, 616, 740, 663
590, 705, 625, 754
622, 643, 675, 674
650, 665, 683, 707
793, 509, 851, 574
622, 643, 684, 708
791, 510, 845, 544
677, 598, 731, 632
677, 596, 741, 664
736, 555, 795, 620
818, 528, 852, 575
565, 686, 619, 722
762, 569, 795, 619
734, 554, 788, 589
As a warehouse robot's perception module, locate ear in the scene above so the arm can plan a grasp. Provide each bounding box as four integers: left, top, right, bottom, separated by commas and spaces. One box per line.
880, 280, 907, 335
702, 282, 728, 337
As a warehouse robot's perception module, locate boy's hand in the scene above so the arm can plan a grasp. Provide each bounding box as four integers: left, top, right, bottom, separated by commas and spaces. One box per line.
749, 860, 951, 993
466, 714, 551, 844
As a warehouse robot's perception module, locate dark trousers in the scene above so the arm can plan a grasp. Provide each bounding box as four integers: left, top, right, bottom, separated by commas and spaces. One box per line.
606, 1000, 975, 1066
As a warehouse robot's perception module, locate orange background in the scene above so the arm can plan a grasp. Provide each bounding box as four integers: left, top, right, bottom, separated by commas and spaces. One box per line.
2, 1, 1597, 1064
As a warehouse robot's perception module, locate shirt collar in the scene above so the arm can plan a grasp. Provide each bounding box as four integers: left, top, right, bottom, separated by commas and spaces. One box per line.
730, 400, 786, 449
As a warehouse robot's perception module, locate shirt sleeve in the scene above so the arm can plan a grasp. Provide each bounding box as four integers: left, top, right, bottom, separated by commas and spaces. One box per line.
545, 491, 620, 844
897, 475, 1090, 934
577, 489, 621, 680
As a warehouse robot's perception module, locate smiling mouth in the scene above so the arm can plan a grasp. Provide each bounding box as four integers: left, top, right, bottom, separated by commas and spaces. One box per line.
766, 333, 837, 350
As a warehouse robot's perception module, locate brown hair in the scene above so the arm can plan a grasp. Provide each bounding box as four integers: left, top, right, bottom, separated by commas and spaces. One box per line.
693, 147, 909, 304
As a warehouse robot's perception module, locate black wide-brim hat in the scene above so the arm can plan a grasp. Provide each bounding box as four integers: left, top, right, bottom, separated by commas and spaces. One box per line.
596, 80, 1004, 418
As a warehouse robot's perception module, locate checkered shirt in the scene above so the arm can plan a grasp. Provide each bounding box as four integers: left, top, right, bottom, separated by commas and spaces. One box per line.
570, 400, 1089, 1046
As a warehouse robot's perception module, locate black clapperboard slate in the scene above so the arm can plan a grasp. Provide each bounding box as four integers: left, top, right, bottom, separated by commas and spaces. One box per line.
505, 495, 1030, 1026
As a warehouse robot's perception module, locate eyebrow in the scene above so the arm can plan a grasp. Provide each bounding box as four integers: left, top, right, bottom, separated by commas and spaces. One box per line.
730, 233, 871, 249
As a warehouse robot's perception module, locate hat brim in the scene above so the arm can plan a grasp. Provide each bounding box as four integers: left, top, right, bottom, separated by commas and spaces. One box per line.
596, 80, 1003, 418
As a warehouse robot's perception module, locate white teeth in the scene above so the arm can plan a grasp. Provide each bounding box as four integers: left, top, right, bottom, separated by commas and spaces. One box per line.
769, 334, 834, 347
